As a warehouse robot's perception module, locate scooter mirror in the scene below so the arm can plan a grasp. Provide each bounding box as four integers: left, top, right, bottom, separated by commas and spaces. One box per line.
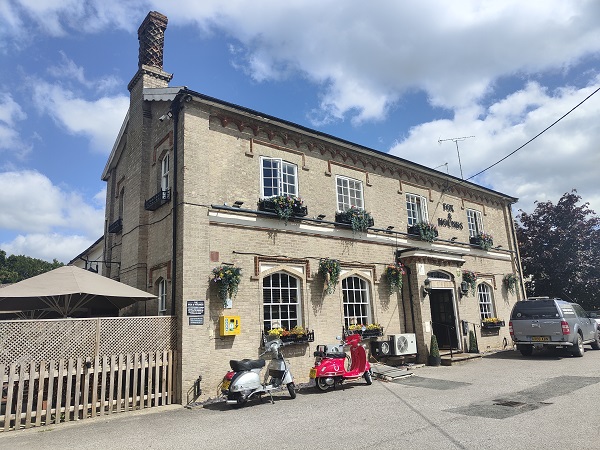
336, 336, 342, 340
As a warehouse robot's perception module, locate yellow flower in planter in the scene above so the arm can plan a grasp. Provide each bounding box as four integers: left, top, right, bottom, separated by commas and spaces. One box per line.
268, 327, 284, 337
483, 317, 501, 324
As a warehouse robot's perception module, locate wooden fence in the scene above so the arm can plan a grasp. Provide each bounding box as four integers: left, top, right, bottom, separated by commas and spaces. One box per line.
1, 350, 176, 431
0, 316, 178, 432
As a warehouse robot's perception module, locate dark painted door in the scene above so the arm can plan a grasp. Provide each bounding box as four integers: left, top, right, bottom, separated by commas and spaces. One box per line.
430, 290, 458, 349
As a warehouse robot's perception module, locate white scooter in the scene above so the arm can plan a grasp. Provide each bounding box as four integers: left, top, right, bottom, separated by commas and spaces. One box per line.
220, 338, 296, 406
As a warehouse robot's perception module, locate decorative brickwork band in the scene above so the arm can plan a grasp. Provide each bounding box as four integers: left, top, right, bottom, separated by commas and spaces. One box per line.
138, 11, 168, 69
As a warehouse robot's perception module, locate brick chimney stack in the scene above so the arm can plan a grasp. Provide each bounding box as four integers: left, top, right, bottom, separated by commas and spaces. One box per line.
128, 11, 172, 92
137, 11, 168, 69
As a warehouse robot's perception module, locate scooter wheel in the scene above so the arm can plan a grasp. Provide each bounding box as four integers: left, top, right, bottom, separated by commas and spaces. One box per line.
287, 382, 297, 399
229, 394, 247, 408
316, 378, 330, 392
364, 370, 373, 385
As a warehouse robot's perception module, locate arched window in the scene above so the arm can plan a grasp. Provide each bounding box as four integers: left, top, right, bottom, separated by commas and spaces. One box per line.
477, 283, 495, 320
342, 276, 371, 327
263, 272, 301, 331
158, 278, 167, 315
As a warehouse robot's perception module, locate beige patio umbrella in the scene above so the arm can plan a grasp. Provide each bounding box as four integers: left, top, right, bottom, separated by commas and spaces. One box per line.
0, 265, 156, 317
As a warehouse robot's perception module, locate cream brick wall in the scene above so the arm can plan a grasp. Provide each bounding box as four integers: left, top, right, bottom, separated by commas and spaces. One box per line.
105, 91, 522, 403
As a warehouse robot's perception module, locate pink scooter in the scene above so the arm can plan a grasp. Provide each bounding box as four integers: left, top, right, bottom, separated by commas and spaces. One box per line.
309, 333, 372, 391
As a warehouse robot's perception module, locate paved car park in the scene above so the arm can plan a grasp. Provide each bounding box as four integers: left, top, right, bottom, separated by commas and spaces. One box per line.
2, 348, 600, 449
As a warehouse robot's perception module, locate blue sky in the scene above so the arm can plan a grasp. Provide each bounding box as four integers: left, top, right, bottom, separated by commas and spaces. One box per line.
1, 1, 599, 263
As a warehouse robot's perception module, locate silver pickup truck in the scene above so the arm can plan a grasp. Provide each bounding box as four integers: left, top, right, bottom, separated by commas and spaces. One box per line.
509, 297, 600, 356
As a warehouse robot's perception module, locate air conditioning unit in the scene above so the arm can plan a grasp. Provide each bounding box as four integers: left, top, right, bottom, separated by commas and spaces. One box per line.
370, 339, 392, 357
389, 333, 417, 356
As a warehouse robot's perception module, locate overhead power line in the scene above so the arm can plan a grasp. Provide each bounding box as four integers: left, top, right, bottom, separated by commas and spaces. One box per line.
465, 84, 600, 182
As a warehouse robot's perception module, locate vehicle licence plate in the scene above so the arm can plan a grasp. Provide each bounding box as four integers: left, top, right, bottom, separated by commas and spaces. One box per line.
531, 336, 550, 342
309, 368, 317, 379
222, 380, 231, 390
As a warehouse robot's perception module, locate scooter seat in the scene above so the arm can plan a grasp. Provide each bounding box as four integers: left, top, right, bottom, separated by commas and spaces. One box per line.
313, 351, 347, 359
229, 358, 266, 372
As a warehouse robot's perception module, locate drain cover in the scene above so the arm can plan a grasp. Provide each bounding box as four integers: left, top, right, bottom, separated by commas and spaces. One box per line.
493, 400, 525, 407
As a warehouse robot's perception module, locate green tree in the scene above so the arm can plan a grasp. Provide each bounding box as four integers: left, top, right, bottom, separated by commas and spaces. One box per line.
0, 249, 63, 284
516, 190, 600, 310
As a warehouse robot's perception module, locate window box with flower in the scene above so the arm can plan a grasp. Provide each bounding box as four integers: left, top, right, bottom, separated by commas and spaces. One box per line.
257, 195, 308, 224
408, 222, 438, 242
263, 326, 315, 345
211, 264, 242, 307
335, 207, 374, 233
344, 323, 384, 339
470, 233, 494, 250
481, 317, 505, 329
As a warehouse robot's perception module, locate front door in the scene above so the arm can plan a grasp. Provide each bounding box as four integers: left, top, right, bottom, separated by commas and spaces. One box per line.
429, 289, 458, 349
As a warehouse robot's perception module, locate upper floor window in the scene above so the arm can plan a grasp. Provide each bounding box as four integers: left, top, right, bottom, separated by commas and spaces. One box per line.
158, 278, 167, 315
477, 283, 495, 320
161, 154, 170, 191
263, 272, 301, 331
342, 276, 371, 328
466, 209, 484, 237
261, 157, 297, 198
406, 193, 428, 226
336, 176, 363, 211
118, 187, 125, 219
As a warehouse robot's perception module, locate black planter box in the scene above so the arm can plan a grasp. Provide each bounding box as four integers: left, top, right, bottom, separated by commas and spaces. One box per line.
257, 199, 308, 218
344, 327, 383, 339
470, 235, 494, 249
262, 330, 314, 346
334, 212, 374, 228
407, 224, 439, 240
481, 320, 505, 329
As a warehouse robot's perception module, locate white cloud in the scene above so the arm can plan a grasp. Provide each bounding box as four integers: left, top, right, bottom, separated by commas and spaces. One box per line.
30, 80, 129, 154
0, 170, 104, 262
388, 80, 600, 214
47, 52, 121, 93
2, 0, 143, 37
156, 0, 600, 123
0, 93, 31, 157
1, 233, 94, 264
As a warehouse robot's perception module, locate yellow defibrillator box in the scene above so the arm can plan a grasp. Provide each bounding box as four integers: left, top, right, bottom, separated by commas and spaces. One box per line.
219, 315, 240, 336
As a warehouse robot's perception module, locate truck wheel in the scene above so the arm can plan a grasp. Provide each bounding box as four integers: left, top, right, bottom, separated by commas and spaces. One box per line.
364, 370, 373, 385
518, 345, 533, 356
591, 332, 600, 350
572, 334, 584, 357
287, 382, 297, 399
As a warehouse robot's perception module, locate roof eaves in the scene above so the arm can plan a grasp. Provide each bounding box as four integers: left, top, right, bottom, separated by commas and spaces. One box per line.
101, 110, 129, 181
179, 88, 518, 203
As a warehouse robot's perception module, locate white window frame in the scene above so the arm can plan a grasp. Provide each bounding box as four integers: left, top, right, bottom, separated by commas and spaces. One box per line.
158, 279, 167, 315
260, 157, 298, 198
477, 283, 494, 320
161, 153, 170, 191
342, 276, 371, 328
336, 176, 364, 211
262, 272, 302, 331
406, 193, 429, 226
466, 209, 484, 237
